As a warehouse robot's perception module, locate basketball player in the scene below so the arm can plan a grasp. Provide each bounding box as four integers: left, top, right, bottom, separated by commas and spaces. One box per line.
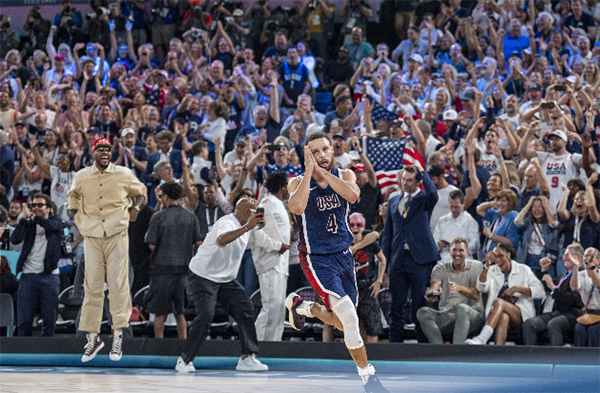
285, 131, 388, 393
519, 122, 594, 213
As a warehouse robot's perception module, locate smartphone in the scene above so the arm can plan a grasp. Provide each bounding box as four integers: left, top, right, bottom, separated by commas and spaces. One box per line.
541, 102, 555, 110
554, 85, 566, 92
425, 291, 441, 299
267, 145, 280, 152
484, 117, 495, 126
256, 207, 264, 218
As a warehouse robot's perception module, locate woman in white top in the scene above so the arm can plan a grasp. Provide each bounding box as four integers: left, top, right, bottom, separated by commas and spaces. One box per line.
200, 98, 228, 157
466, 243, 545, 345
13, 149, 44, 202
572, 247, 600, 347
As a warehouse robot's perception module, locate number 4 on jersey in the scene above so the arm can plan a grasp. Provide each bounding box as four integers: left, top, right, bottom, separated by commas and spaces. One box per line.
326, 213, 338, 234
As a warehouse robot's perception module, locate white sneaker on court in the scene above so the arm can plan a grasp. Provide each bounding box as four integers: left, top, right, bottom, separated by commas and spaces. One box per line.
175, 357, 196, 373
236, 354, 268, 372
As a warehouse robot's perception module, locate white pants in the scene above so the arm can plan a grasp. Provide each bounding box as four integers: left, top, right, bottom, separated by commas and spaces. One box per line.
255, 269, 287, 341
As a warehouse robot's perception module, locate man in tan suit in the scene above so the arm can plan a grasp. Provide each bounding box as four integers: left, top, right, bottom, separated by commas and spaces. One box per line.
68, 137, 146, 363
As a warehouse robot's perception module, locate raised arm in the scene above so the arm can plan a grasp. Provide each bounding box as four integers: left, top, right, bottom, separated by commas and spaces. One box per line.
586, 172, 600, 224
556, 183, 571, 221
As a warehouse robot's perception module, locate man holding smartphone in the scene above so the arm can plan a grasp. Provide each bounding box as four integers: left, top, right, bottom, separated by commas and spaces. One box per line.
417, 238, 485, 344
176, 197, 269, 373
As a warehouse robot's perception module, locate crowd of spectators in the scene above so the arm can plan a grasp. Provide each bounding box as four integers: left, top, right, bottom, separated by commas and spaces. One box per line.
1, 0, 600, 348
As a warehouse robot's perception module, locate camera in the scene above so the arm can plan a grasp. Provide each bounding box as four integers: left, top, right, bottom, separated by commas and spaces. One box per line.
32, 6, 41, 19
64, 5, 72, 13
266, 20, 278, 31
258, 0, 266, 5
2, 22, 10, 29
64, 17, 75, 28
541, 102, 555, 110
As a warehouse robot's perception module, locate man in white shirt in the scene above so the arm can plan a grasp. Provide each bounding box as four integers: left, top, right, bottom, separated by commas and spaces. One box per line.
427, 164, 458, 232
250, 172, 291, 341
176, 197, 269, 373
519, 125, 592, 213
433, 190, 480, 262
333, 133, 353, 169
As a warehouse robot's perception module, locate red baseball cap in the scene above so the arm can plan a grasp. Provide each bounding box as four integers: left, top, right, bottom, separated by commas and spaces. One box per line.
92, 137, 112, 151
350, 164, 366, 172
55, 54, 65, 61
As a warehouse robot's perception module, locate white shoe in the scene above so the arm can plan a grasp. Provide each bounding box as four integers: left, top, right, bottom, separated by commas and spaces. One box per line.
109, 334, 123, 361
465, 336, 486, 345
175, 357, 196, 373
236, 354, 268, 372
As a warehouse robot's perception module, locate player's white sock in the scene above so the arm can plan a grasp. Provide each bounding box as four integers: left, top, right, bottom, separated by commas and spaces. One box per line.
477, 325, 494, 343
88, 332, 97, 341
357, 363, 375, 385
113, 328, 123, 337
297, 301, 315, 318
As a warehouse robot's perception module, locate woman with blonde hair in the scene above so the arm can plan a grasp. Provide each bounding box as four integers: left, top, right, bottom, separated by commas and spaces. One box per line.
433, 87, 453, 118
582, 62, 600, 87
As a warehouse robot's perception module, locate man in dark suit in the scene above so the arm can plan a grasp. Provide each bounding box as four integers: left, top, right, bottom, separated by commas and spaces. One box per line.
144, 130, 183, 185
382, 163, 440, 343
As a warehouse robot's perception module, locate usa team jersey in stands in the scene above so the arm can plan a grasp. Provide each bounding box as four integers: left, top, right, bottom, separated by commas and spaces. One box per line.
296, 167, 353, 255
536, 151, 582, 213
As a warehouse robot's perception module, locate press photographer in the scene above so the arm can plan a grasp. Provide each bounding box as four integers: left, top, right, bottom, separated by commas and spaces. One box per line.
23, 6, 51, 51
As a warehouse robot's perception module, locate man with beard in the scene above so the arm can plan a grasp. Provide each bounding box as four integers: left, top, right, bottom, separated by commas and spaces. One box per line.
5, 199, 23, 251
285, 131, 388, 393
246, 136, 302, 181
519, 123, 593, 213
417, 237, 484, 344
111, 128, 148, 180
0, 91, 18, 131
497, 94, 520, 129
320, 46, 355, 92
67, 137, 146, 363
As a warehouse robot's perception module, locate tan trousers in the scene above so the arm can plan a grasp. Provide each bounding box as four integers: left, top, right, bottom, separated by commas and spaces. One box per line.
395, 12, 414, 42
79, 231, 131, 333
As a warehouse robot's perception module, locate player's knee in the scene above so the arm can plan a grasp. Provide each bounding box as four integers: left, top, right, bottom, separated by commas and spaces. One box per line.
330, 295, 363, 350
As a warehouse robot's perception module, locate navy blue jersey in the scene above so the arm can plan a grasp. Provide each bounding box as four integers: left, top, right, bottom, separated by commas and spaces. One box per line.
296, 167, 353, 255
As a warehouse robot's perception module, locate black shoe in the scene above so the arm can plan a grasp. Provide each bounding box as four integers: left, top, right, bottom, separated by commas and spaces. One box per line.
363, 374, 389, 393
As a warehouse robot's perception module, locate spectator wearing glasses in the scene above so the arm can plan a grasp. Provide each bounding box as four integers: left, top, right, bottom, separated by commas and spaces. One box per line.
67, 137, 146, 363
11, 193, 62, 337
466, 244, 544, 345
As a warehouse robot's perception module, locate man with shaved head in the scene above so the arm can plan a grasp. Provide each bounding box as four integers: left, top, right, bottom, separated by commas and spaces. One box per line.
176, 196, 269, 373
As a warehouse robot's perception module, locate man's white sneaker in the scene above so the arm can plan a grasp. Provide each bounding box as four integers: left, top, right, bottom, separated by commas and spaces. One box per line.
236, 354, 268, 372
465, 336, 486, 345
109, 334, 123, 361
82, 334, 104, 363
175, 357, 196, 373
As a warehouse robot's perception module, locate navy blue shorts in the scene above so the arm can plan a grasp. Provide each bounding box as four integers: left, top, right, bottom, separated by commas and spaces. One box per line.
299, 249, 358, 311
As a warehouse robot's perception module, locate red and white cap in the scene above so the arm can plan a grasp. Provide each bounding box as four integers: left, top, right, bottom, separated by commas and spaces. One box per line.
92, 137, 112, 151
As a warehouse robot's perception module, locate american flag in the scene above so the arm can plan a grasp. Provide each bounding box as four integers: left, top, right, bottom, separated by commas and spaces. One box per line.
362, 137, 424, 195
364, 95, 400, 124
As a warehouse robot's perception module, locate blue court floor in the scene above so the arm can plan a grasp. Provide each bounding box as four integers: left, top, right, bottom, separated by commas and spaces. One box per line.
0, 358, 598, 393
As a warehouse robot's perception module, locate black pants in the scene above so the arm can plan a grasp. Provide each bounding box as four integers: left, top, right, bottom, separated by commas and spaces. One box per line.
181, 274, 259, 364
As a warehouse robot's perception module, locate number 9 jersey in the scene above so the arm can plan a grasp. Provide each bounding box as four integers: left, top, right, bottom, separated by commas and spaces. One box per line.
295, 167, 354, 255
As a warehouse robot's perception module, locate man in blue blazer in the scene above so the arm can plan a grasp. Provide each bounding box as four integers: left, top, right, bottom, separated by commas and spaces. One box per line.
144, 130, 183, 206
382, 163, 440, 343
